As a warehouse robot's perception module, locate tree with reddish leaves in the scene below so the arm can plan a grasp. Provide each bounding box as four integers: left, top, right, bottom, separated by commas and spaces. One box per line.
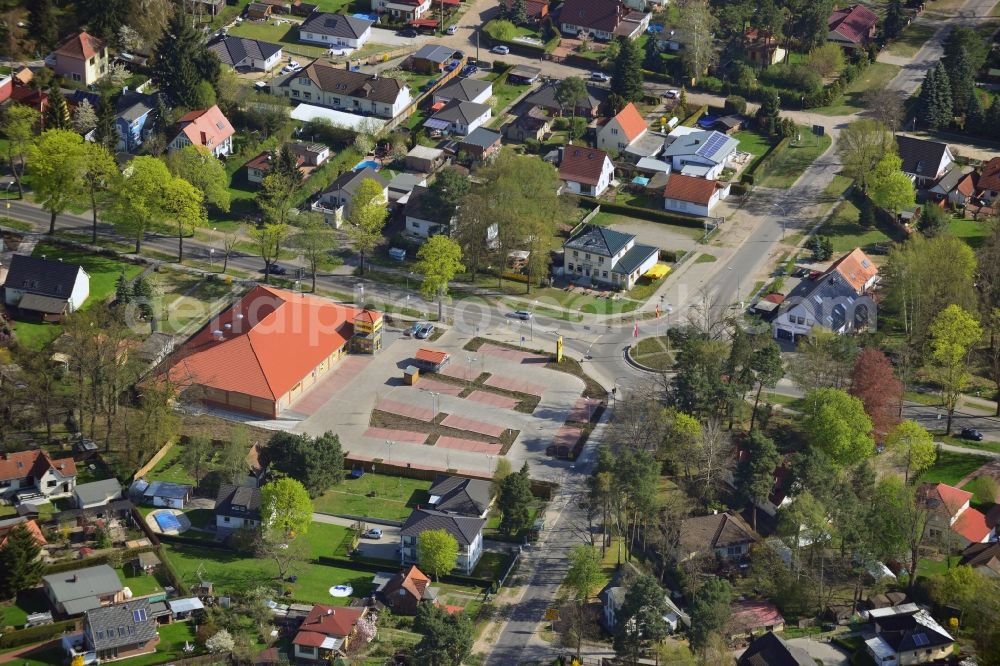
850, 348, 903, 441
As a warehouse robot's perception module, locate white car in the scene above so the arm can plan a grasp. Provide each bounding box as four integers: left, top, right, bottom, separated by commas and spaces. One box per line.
446, 25, 457, 35
664, 89, 680, 99
491, 45, 510, 55
288, 59, 301, 69
364, 528, 383, 540
590, 71, 609, 82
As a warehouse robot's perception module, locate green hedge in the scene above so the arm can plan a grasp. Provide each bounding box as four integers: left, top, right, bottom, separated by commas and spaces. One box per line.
577, 198, 707, 229
317, 556, 492, 589
0, 619, 78, 648
44, 546, 158, 574
741, 136, 791, 185
681, 105, 708, 127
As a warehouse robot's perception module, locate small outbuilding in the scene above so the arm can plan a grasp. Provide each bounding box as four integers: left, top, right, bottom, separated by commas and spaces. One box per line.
414, 348, 450, 372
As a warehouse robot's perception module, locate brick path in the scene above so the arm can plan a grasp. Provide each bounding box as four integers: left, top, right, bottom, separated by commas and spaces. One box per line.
289, 355, 373, 416
553, 425, 583, 448
466, 391, 519, 409
480, 343, 548, 364
440, 414, 505, 438
436, 436, 503, 454
485, 374, 545, 396
363, 428, 428, 444
376, 398, 435, 422
411, 378, 464, 396
567, 397, 597, 422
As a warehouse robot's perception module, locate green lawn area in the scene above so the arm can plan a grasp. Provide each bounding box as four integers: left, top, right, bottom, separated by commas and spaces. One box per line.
147, 442, 196, 486
10, 243, 143, 350
588, 212, 704, 241
310, 0, 364, 11
812, 62, 902, 116
162, 522, 374, 605
820, 198, 893, 253
116, 567, 166, 597
915, 555, 962, 578
14, 622, 198, 666
471, 551, 511, 580
491, 82, 531, 115
756, 127, 832, 188
948, 216, 989, 248
227, 21, 326, 58
155, 270, 239, 336
732, 129, 776, 172
630, 335, 673, 371
916, 450, 986, 487
313, 474, 432, 522
885, 22, 936, 58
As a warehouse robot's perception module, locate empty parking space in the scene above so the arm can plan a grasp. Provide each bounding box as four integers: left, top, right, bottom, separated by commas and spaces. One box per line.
375, 398, 435, 422
485, 374, 546, 396
440, 414, 506, 438
436, 436, 503, 455
363, 428, 428, 444
466, 391, 519, 409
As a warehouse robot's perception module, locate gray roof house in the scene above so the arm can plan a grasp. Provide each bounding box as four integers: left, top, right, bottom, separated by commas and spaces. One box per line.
299, 12, 373, 48
316, 167, 390, 224
895, 135, 955, 187
427, 475, 492, 517
215, 483, 262, 530
425, 100, 492, 136
562, 224, 659, 291
207, 36, 283, 71
43, 564, 124, 615
73, 479, 122, 510
83, 599, 160, 661
2, 254, 90, 318
433, 78, 493, 105
400, 508, 487, 574
140, 480, 192, 508
662, 129, 738, 179
410, 44, 456, 71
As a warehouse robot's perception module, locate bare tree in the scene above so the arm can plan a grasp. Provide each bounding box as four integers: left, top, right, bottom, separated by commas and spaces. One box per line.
697, 419, 731, 500
863, 88, 905, 132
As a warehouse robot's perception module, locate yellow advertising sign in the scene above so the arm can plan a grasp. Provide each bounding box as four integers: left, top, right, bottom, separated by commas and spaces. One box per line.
556, 336, 563, 363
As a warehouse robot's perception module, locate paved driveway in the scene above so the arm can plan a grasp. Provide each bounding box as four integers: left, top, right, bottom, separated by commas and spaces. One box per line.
370, 27, 431, 47
786, 638, 851, 666
355, 524, 402, 560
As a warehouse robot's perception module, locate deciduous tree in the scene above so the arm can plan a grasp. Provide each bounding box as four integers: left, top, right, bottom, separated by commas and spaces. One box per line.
929, 304, 981, 434
565, 545, 602, 603
802, 388, 875, 466
838, 120, 894, 192
80, 142, 121, 244
108, 156, 173, 253
1, 105, 39, 199
417, 529, 459, 581
27, 129, 87, 234
72, 98, 98, 134
886, 420, 935, 483
346, 178, 388, 275
247, 223, 292, 284
416, 235, 464, 320
166, 145, 231, 212
265, 430, 344, 497
182, 434, 212, 486
869, 153, 916, 215
290, 216, 338, 292
260, 478, 312, 538
676, 0, 717, 78
555, 76, 588, 121
849, 348, 902, 440
164, 175, 207, 262
807, 43, 844, 78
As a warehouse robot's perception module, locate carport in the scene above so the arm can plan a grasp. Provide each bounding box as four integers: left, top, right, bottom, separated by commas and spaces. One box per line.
415, 348, 451, 373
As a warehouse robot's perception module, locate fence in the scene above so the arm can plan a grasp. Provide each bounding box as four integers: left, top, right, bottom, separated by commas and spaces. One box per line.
383, 56, 465, 133
133, 438, 177, 481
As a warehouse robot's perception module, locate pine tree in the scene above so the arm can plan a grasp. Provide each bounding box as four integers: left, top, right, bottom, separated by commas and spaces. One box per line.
610, 37, 644, 102
93, 94, 118, 153
133, 275, 154, 318
78, 0, 130, 40
275, 145, 301, 183
509, 0, 528, 26
917, 63, 952, 130
44, 86, 71, 131
152, 12, 211, 107
643, 34, 661, 72
115, 273, 132, 305
0, 524, 45, 599
947, 46, 976, 116
966, 88, 986, 135
884, 0, 904, 40
28, 0, 58, 51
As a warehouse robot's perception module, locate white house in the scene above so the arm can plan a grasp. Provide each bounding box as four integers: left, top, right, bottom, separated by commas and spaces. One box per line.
400, 509, 486, 575
215, 484, 261, 530
771, 248, 879, 342
919, 482, 993, 548
299, 13, 373, 49
424, 100, 491, 136
558, 146, 616, 197
0, 450, 77, 501
278, 62, 412, 119
661, 129, 738, 180
73, 479, 122, 510
865, 609, 955, 666
432, 78, 493, 106
562, 224, 659, 290
167, 105, 234, 157
600, 581, 687, 632
895, 135, 955, 188
559, 0, 650, 40
404, 185, 498, 245
370, 0, 432, 21
140, 481, 192, 509
662, 173, 728, 217
206, 36, 283, 72
316, 167, 389, 225
2, 254, 90, 320
596, 102, 648, 154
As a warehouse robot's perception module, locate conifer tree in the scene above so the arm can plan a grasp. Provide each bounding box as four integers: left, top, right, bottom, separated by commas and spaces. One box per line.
92, 94, 119, 153
44, 86, 71, 131
610, 37, 644, 102
152, 12, 220, 107
966, 88, 985, 135
28, 0, 58, 51
884, 0, 904, 39
917, 63, 952, 129
947, 46, 976, 116
0, 524, 45, 599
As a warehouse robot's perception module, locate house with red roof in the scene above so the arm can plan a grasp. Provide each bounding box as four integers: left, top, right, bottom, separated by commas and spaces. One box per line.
292, 604, 369, 662
167, 105, 235, 158
725, 600, 785, 640
919, 482, 993, 548
52, 32, 109, 86
977, 156, 1000, 202
375, 564, 438, 614
167, 285, 382, 418
0, 519, 47, 549
504, 0, 548, 20
559, 0, 650, 41
662, 173, 728, 217
596, 103, 649, 155
559, 146, 616, 197
0, 450, 77, 501
827, 4, 878, 48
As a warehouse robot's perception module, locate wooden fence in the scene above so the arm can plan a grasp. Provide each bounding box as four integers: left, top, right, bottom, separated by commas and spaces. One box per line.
133, 438, 176, 481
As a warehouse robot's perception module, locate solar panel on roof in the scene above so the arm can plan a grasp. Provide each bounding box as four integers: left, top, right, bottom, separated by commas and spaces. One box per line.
696, 132, 728, 158
913, 633, 929, 646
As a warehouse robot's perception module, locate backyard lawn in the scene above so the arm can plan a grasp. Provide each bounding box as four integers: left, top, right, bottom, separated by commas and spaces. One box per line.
147, 442, 197, 486
116, 567, 166, 597
916, 450, 986, 487
155, 270, 240, 336
312, 473, 432, 521
948, 216, 989, 248
490, 81, 532, 115
228, 21, 326, 58
820, 199, 892, 253
756, 127, 832, 188
14, 622, 198, 666
731, 129, 776, 171
812, 62, 902, 116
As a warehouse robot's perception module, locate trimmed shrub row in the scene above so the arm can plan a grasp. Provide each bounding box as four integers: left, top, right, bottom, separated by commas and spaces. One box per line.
316, 556, 493, 589
741, 136, 791, 185
0, 619, 79, 648
577, 198, 706, 229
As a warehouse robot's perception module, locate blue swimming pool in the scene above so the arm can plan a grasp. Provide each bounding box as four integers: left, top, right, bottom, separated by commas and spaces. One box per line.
154, 512, 181, 531
354, 160, 379, 171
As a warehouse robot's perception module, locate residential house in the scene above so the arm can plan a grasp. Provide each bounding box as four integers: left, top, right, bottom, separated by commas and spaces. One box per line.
425, 100, 491, 136
918, 482, 993, 548
596, 102, 648, 154
81, 600, 159, 662
771, 247, 879, 342
504, 108, 551, 143
0, 518, 46, 549
559, 0, 650, 40
278, 62, 412, 119
2, 254, 90, 321
978, 156, 1000, 201
140, 481, 192, 509
400, 508, 486, 574
405, 145, 446, 173
558, 146, 616, 197
458, 127, 502, 162
433, 78, 493, 106
662, 129, 739, 180
52, 32, 109, 86
0, 450, 76, 501
599, 574, 687, 632
112, 91, 158, 154
375, 564, 438, 615
167, 285, 382, 418
371, 0, 432, 21
895, 135, 954, 188
865, 609, 954, 665
246, 142, 329, 184
663, 173, 728, 217
0, 72, 11, 104
745, 28, 786, 67
73, 479, 122, 510
299, 13, 373, 49
387, 172, 427, 204
317, 167, 389, 224
674, 512, 757, 563
167, 105, 235, 158
927, 167, 975, 205
827, 4, 879, 48
409, 44, 456, 73
167, 597, 205, 621
738, 631, 816, 666
405, 185, 453, 239
522, 81, 604, 118
293, 604, 369, 662
247, 2, 272, 19
959, 541, 1000, 578
562, 224, 658, 291
427, 475, 492, 517
726, 601, 785, 641
43, 565, 125, 615
504, 0, 548, 20
207, 36, 283, 72
215, 484, 262, 530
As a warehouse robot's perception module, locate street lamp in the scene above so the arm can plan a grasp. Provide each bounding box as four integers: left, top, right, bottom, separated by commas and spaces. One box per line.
209, 248, 215, 267
466, 355, 476, 384
773, 202, 788, 240
729, 266, 743, 309
429, 391, 440, 416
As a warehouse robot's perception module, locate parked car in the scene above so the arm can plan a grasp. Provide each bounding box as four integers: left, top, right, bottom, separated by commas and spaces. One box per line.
491, 45, 510, 55
403, 324, 417, 337
399, 28, 418, 37
388, 247, 406, 261
364, 528, 383, 539
460, 64, 477, 77
590, 71, 609, 82
961, 427, 984, 441
507, 310, 532, 320
453, 50, 465, 60
664, 89, 680, 99
288, 59, 301, 69
446, 25, 457, 35
259, 264, 288, 276
415, 323, 435, 339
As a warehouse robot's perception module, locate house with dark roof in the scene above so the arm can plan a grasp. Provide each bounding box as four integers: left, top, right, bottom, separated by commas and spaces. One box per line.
918, 482, 993, 548
559, 146, 616, 197
277, 61, 412, 118
504, 0, 548, 20
74, 89, 158, 154
0, 449, 77, 501
959, 541, 1000, 577
425, 99, 492, 136
409, 44, 456, 73
928, 167, 974, 205
215, 484, 262, 530
865, 609, 954, 665
400, 508, 486, 574
43, 565, 125, 615
74, 599, 160, 662
371, 0, 433, 21
317, 166, 389, 225
771, 247, 879, 342
293, 604, 369, 662
895, 135, 954, 188
433, 78, 493, 106
662, 129, 739, 180
559, 0, 650, 40
207, 35, 283, 72
663, 173, 728, 217
167, 105, 235, 158
52, 32, 108, 86
374, 564, 438, 614
458, 127, 502, 162
522, 81, 605, 118
504, 107, 552, 143
827, 4, 878, 48
738, 631, 815, 666
562, 223, 658, 290
299, 12, 373, 49
2, 254, 90, 321
674, 512, 757, 564
427, 475, 492, 517
168, 285, 382, 418
141, 481, 192, 509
